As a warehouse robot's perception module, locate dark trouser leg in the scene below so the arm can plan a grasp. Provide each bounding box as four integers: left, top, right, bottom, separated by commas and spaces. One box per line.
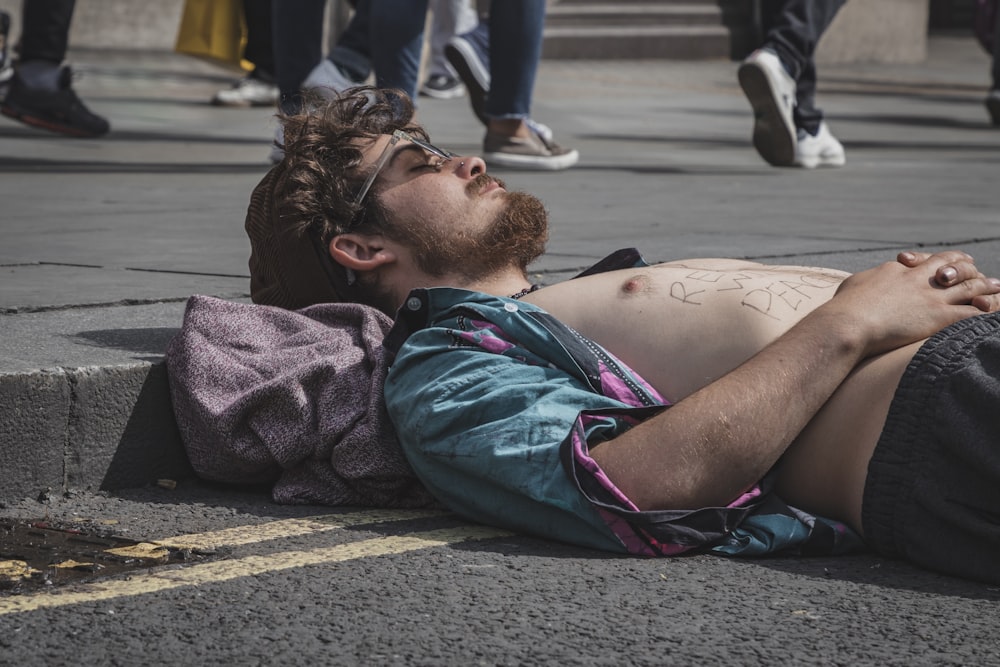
272, 0, 325, 115
330, 0, 373, 82
242, 0, 275, 79
794, 59, 821, 134
759, 0, 845, 134
20, 0, 75, 63
992, 5, 1000, 90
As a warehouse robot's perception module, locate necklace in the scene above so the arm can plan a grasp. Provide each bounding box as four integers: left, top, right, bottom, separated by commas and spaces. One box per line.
509, 284, 541, 300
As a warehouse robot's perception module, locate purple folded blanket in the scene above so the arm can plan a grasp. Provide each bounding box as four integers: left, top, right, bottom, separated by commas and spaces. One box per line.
165, 295, 434, 508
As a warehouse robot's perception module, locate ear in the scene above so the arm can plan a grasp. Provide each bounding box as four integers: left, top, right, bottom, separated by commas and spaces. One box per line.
328, 233, 398, 272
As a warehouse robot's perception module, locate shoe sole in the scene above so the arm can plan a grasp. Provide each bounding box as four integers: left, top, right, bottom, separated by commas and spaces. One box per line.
483, 148, 579, 171
419, 84, 466, 100
445, 40, 489, 126
738, 61, 796, 167
1, 103, 107, 138
794, 153, 846, 169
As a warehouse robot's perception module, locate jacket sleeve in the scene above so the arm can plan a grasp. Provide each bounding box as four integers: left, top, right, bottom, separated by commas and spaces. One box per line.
384, 325, 638, 552
383, 324, 862, 557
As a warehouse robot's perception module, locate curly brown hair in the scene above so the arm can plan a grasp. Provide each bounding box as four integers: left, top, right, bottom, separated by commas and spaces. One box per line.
275, 86, 428, 246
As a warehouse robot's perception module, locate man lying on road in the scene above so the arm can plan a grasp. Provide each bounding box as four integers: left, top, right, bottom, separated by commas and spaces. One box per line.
245, 87, 1000, 584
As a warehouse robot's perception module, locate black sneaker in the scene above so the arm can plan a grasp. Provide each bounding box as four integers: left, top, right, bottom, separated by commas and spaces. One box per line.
1, 65, 110, 138
445, 23, 491, 126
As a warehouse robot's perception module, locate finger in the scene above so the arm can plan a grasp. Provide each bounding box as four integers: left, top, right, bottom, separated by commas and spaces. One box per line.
934, 259, 986, 287
897, 250, 972, 266
897, 251, 930, 267
936, 265, 959, 286
945, 276, 1000, 303
971, 293, 1000, 313
968, 278, 1000, 312
931, 250, 975, 265
899, 250, 974, 273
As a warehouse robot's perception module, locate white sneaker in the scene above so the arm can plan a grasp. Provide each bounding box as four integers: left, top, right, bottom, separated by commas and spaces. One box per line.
303, 59, 358, 100
794, 122, 846, 169
211, 75, 278, 107
738, 49, 797, 167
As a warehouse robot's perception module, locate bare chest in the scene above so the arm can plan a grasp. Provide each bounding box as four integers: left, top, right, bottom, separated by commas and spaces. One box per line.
522, 260, 847, 401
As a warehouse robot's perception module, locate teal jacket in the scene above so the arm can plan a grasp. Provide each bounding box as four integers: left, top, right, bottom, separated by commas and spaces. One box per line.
384, 250, 863, 557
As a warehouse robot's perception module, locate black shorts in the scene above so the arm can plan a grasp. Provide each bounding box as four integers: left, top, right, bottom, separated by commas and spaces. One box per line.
862, 312, 1000, 585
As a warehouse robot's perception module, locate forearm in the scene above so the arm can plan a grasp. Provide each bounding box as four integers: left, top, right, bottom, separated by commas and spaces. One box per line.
589, 307, 868, 511
591, 250, 1000, 512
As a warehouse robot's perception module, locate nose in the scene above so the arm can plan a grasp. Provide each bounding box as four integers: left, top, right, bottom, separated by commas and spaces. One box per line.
452, 155, 487, 180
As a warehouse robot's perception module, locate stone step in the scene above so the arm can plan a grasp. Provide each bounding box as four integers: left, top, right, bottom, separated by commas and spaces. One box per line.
545, 3, 723, 27
542, 24, 733, 60
552, 0, 721, 4
541, 1, 755, 60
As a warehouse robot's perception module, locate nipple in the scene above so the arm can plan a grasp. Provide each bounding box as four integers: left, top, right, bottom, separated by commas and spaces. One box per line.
620, 274, 650, 295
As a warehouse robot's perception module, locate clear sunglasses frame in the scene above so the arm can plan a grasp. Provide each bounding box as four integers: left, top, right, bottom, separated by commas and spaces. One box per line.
353, 129, 454, 205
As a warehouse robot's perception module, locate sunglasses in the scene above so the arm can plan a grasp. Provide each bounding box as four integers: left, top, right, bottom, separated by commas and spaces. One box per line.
353, 129, 455, 206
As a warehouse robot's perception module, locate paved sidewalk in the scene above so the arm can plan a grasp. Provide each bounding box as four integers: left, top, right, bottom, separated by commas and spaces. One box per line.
1, 37, 998, 500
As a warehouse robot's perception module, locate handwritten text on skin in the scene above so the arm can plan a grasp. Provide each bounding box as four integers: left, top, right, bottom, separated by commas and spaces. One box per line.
666, 267, 842, 320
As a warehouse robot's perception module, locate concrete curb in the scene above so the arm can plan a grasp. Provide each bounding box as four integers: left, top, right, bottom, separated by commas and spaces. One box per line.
2, 363, 191, 501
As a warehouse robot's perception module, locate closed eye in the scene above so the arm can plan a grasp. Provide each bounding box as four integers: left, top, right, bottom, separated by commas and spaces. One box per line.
411, 158, 448, 173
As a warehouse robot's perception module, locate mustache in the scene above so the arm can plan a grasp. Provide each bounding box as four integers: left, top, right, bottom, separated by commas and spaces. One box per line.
467, 173, 506, 195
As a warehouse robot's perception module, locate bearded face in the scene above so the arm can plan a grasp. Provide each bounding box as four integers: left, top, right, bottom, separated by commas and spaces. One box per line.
381, 174, 549, 281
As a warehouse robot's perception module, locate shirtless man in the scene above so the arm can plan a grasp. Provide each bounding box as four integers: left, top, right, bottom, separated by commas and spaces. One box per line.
246, 87, 1000, 583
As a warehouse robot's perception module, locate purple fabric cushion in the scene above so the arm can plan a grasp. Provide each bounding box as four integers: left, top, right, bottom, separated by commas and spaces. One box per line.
165, 295, 433, 507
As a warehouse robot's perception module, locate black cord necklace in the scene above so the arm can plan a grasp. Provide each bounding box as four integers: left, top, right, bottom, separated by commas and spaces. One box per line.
509, 284, 541, 300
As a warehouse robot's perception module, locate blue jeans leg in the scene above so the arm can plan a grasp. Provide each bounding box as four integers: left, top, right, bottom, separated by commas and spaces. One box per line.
485, 0, 545, 120
370, 0, 427, 99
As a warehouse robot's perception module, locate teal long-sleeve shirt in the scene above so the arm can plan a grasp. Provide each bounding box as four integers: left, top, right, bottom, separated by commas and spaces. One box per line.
383, 252, 863, 558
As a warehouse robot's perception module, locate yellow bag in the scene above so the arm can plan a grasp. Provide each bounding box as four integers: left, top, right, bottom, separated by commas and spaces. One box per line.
174, 0, 250, 70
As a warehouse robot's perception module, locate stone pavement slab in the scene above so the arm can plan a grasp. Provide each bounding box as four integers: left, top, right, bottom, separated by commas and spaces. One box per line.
1, 38, 999, 500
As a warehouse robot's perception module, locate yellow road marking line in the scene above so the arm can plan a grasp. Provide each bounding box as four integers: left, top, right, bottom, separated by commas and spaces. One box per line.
152, 509, 449, 550
0, 525, 510, 615
0, 560, 39, 580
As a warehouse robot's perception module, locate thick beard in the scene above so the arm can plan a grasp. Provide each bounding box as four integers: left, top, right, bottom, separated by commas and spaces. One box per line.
401, 178, 549, 281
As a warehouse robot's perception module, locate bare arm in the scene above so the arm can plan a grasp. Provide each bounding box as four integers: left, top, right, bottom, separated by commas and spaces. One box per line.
590, 251, 1000, 511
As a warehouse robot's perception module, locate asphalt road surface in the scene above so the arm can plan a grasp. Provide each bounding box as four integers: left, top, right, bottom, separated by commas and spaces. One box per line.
2, 483, 999, 666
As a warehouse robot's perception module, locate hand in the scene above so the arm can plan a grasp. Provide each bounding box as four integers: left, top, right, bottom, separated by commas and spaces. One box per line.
897, 250, 1000, 312
830, 250, 1000, 357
